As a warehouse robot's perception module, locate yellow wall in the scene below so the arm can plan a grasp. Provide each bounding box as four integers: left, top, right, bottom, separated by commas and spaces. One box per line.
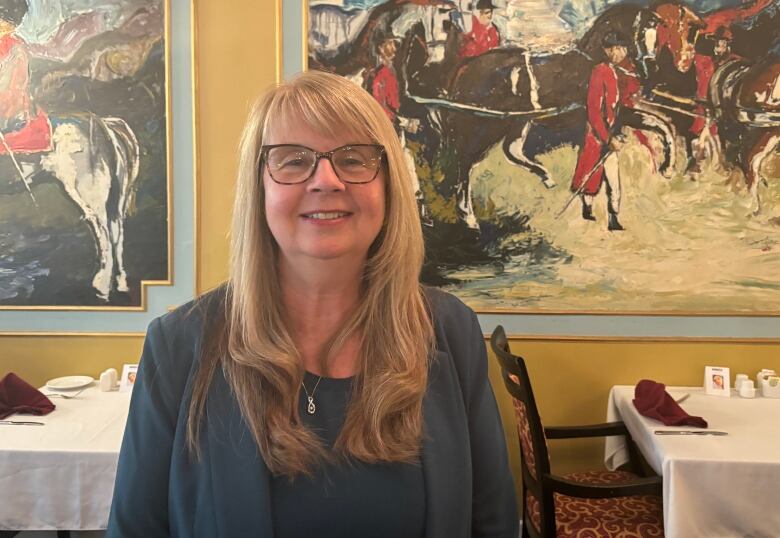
2, 1, 780, 514
196, 0, 278, 292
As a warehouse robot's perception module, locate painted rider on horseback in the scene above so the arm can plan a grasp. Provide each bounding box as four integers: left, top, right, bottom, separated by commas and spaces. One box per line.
459, 0, 500, 59
0, 0, 50, 158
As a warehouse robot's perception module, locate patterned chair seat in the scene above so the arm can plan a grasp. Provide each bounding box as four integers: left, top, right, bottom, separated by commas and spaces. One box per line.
525, 470, 664, 537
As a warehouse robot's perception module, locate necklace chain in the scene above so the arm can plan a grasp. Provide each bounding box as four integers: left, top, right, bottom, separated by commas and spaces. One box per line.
301, 375, 323, 415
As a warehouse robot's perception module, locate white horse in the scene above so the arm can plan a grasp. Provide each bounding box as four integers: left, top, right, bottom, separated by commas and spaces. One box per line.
6, 114, 140, 301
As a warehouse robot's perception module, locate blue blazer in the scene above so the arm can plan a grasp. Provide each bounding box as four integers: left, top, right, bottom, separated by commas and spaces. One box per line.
107, 288, 518, 537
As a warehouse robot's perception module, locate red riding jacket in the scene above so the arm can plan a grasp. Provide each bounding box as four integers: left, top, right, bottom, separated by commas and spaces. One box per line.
570, 62, 619, 196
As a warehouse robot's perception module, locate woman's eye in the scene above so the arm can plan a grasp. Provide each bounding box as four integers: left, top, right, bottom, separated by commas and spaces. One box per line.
337, 154, 366, 167
279, 158, 307, 168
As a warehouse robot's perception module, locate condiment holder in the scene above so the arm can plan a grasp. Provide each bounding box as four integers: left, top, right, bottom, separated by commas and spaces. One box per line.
760, 375, 780, 399
738, 379, 755, 398
756, 369, 776, 385
99, 368, 119, 392
734, 373, 749, 392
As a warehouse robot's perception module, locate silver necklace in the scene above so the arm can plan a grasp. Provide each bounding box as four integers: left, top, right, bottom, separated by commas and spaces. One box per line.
301, 375, 323, 415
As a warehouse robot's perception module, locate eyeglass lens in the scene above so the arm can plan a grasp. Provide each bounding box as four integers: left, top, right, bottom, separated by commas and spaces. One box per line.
265, 145, 383, 184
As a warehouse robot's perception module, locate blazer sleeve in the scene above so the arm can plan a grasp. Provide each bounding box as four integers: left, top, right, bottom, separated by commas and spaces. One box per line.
107, 316, 182, 537
461, 309, 519, 537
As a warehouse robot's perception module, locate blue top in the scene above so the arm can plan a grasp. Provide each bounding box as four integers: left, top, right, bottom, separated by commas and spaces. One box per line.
107, 286, 517, 537
271, 372, 425, 538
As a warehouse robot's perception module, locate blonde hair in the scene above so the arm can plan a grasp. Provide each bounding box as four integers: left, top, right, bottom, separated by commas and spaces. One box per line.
187, 70, 434, 476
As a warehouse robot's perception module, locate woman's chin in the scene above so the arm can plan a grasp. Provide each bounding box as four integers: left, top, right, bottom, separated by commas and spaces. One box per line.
298, 245, 369, 263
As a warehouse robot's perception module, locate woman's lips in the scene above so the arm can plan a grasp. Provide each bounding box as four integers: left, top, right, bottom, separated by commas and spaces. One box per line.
301, 211, 352, 220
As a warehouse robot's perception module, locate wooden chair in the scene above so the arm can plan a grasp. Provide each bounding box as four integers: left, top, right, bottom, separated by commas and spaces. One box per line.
490, 325, 664, 538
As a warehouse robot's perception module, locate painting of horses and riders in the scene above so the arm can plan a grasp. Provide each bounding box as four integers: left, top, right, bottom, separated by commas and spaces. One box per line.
0, 0, 168, 308
309, 0, 780, 313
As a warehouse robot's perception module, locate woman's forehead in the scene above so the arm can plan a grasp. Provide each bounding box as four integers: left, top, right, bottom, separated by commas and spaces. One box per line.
265, 115, 375, 147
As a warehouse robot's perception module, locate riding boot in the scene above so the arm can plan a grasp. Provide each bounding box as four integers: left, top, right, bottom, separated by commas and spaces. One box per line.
582, 204, 596, 221
608, 211, 624, 231
685, 155, 701, 174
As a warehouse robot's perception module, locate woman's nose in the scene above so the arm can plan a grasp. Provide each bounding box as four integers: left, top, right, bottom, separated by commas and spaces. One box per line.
307, 157, 345, 192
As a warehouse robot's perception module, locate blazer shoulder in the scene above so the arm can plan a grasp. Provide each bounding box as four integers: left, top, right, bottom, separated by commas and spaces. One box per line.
424, 287, 483, 371
424, 286, 477, 332
147, 284, 228, 368
158, 284, 226, 331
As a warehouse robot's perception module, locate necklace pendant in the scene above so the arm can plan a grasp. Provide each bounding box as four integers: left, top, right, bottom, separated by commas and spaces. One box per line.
307, 396, 316, 415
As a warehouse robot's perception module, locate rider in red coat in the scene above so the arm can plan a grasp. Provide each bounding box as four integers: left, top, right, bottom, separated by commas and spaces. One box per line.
368, 32, 421, 137
367, 31, 427, 222
459, 0, 500, 59
0, 0, 50, 156
570, 31, 627, 231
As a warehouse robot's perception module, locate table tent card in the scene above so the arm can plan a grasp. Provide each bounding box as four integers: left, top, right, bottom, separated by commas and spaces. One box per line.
704, 366, 730, 397
119, 364, 139, 393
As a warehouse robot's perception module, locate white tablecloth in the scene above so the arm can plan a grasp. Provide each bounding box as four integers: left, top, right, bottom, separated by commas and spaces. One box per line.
0, 384, 131, 530
605, 385, 780, 538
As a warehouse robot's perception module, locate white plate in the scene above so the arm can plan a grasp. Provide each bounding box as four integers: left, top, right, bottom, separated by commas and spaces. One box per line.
45, 375, 94, 390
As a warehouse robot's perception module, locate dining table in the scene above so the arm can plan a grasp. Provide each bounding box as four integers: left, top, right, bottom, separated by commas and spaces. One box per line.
0, 383, 131, 532
605, 385, 780, 538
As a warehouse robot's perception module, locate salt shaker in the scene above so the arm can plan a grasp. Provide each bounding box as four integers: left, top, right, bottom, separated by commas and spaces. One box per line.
734, 373, 748, 391
99, 371, 113, 392
738, 379, 756, 398
106, 368, 118, 389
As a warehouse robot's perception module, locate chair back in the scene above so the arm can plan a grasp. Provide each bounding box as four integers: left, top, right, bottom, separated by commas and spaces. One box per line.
490, 325, 555, 537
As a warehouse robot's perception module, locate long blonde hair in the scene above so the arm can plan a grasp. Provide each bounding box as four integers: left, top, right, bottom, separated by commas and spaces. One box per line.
187, 70, 434, 476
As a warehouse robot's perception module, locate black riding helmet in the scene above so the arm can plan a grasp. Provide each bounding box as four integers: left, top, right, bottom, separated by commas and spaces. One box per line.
0, 0, 28, 27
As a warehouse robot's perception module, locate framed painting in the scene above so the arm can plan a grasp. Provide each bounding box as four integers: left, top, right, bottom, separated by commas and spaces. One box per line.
306, 0, 780, 315
0, 0, 170, 309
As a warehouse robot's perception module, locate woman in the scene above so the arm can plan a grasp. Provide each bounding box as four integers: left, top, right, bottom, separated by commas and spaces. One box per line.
107, 70, 517, 537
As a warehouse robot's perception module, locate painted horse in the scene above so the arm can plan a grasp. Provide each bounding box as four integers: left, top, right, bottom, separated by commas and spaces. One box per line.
712, 55, 780, 213
0, 113, 140, 301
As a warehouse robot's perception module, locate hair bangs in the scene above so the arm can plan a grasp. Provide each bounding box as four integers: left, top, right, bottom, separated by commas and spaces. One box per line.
261, 74, 381, 146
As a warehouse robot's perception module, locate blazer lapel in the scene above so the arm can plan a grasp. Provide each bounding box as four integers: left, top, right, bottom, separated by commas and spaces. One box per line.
422, 350, 472, 538
206, 370, 275, 537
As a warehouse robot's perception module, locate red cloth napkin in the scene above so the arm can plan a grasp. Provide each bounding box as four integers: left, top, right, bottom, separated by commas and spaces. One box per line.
633, 379, 707, 428
0, 372, 55, 420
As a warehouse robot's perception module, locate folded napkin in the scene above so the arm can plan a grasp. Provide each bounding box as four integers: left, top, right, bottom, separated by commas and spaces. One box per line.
633, 379, 707, 428
0, 372, 55, 420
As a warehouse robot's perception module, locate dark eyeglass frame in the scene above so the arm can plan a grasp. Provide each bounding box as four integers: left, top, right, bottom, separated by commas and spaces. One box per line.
260, 143, 386, 185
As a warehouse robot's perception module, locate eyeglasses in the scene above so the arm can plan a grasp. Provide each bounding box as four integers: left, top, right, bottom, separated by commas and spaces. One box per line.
261, 144, 386, 185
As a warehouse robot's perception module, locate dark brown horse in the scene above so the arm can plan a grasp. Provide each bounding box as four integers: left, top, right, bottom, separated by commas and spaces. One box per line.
713, 56, 780, 213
